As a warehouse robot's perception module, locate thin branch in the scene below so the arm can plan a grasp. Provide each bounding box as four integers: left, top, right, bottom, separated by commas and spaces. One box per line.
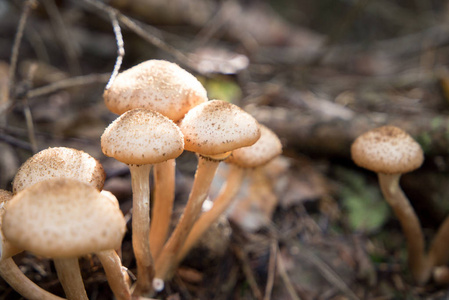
8, 0, 37, 102
105, 9, 125, 90
275, 247, 301, 300
233, 246, 263, 300
263, 240, 277, 300
78, 0, 194, 69
42, 0, 81, 75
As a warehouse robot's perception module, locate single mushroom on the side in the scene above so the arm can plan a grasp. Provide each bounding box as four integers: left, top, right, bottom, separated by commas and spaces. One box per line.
351, 125, 429, 284
0, 189, 65, 300
153, 99, 261, 291
177, 124, 282, 263
2, 179, 127, 300
104, 59, 208, 261
101, 108, 184, 296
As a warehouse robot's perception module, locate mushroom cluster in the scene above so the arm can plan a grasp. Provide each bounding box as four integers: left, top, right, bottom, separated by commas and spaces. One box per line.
0, 59, 283, 299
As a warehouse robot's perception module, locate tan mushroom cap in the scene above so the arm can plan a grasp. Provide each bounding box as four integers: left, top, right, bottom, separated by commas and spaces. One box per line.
179, 100, 261, 156
104, 60, 208, 121
226, 125, 282, 168
3, 179, 126, 258
101, 108, 184, 165
351, 125, 424, 174
12, 147, 106, 194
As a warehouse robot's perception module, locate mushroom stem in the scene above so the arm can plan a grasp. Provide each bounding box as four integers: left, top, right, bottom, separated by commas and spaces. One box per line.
0, 257, 66, 300
177, 165, 245, 263
428, 216, 449, 267
377, 173, 431, 284
153, 156, 220, 290
149, 159, 176, 260
96, 250, 131, 300
129, 164, 154, 295
53, 257, 88, 300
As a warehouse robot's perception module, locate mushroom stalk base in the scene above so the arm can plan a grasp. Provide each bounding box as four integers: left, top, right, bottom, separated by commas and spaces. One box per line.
154, 156, 220, 289
96, 250, 131, 300
0, 257, 65, 300
177, 165, 245, 263
150, 159, 176, 260
54, 257, 88, 300
377, 173, 431, 284
129, 164, 154, 296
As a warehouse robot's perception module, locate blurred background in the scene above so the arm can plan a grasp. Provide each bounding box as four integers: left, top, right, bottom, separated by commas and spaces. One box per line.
1, 0, 449, 299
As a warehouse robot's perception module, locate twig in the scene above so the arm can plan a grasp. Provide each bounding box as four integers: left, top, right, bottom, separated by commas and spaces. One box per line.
0, 132, 33, 152
78, 0, 194, 69
42, 0, 81, 75
105, 9, 125, 90
263, 240, 277, 300
26, 73, 111, 99
275, 247, 301, 300
233, 246, 263, 300
22, 63, 38, 153
8, 0, 37, 103
297, 244, 361, 300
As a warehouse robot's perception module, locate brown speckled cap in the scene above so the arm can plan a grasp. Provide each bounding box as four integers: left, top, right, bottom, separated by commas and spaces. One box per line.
104, 60, 208, 121
226, 125, 282, 168
351, 125, 424, 174
179, 100, 261, 156
101, 108, 184, 165
12, 147, 106, 194
3, 178, 126, 258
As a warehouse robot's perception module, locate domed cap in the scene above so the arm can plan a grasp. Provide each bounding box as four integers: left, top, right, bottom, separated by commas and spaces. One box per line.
101, 108, 184, 165
12, 147, 106, 194
3, 178, 126, 258
226, 125, 282, 168
179, 100, 261, 156
351, 125, 424, 174
104, 60, 208, 121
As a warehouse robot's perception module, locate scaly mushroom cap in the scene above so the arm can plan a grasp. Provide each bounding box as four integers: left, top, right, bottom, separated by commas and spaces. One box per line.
226, 124, 282, 168
351, 125, 424, 174
101, 108, 184, 165
104, 60, 208, 121
179, 100, 261, 156
3, 179, 126, 258
12, 147, 106, 194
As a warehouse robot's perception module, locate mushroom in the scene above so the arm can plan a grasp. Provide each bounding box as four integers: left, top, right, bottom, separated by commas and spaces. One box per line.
0, 190, 65, 300
104, 59, 208, 260
12, 147, 106, 193
101, 108, 184, 295
153, 100, 261, 291
10, 148, 129, 299
2, 179, 127, 300
177, 125, 282, 263
350, 125, 430, 284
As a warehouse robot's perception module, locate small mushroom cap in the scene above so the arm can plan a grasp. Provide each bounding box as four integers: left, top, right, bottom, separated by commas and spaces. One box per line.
226, 125, 282, 168
104, 60, 208, 121
12, 147, 106, 194
351, 125, 424, 174
3, 178, 126, 258
101, 108, 184, 165
179, 100, 261, 156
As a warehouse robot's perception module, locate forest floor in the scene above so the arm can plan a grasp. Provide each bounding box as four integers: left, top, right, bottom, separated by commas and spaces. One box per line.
2, 0, 449, 299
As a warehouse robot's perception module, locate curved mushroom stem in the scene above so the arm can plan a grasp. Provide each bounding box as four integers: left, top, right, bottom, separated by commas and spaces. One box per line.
53, 257, 88, 300
0, 257, 66, 300
428, 215, 449, 268
153, 156, 220, 291
96, 250, 131, 300
129, 164, 154, 296
377, 173, 431, 284
177, 165, 245, 263
150, 159, 176, 260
